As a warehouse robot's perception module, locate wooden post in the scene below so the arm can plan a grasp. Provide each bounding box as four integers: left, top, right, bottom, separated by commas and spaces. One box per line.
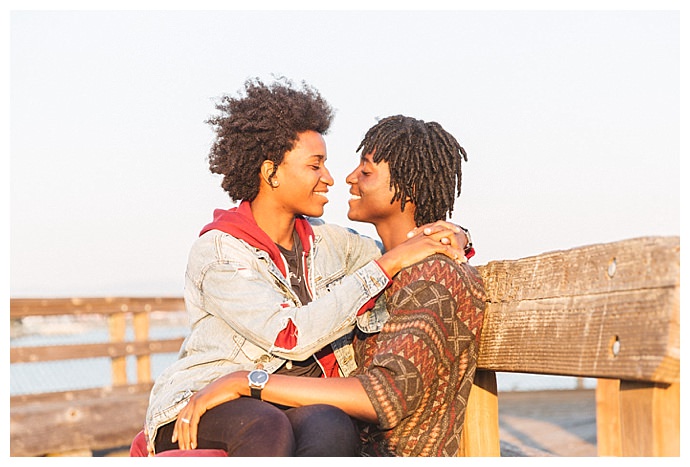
596, 378, 622, 456
459, 370, 501, 456
597, 378, 680, 456
619, 380, 680, 456
133, 310, 151, 384
108, 311, 128, 386
652, 382, 680, 456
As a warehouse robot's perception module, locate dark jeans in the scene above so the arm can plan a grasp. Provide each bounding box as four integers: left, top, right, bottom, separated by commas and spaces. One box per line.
154, 398, 360, 456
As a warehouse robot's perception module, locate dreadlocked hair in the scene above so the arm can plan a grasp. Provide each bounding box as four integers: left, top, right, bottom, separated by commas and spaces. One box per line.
206, 77, 334, 201
356, 115, 467, 226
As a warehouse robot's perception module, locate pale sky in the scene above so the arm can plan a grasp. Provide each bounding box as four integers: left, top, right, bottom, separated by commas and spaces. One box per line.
8, 2, 682, 298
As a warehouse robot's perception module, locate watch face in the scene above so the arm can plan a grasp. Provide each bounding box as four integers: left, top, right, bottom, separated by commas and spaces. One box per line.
250, 370, 269, 384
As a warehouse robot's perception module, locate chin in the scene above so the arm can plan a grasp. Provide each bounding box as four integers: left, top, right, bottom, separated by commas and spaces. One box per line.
305, 207, 325, 218
347, 211, 364, 222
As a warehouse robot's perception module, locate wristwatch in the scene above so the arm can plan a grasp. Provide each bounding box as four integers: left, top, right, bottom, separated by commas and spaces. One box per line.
247, 369, 270, 400
459, 226, 473, 256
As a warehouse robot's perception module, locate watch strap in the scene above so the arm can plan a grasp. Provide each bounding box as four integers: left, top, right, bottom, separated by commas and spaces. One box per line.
459, 225, 473, 256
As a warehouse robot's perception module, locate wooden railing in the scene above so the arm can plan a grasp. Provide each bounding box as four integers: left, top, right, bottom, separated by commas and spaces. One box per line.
10, 297, 186, 456
462, 236, 680, 456
9, 236, 680, 457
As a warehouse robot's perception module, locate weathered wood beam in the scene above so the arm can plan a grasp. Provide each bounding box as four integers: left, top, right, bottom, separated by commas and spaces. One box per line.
10, 297, 185, 318
10, 389, 150, 457
476, 237, 679, 383
10, 338, 185, 363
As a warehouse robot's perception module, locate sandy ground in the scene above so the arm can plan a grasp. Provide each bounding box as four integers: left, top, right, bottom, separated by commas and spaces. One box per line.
498, 389, 597, 456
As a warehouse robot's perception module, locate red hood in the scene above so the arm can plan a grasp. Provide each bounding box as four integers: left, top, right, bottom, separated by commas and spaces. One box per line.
200, 201, 314, 279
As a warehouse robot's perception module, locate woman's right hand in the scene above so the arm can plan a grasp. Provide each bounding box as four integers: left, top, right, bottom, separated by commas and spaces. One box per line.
172, 371, 249, 450
376, 223, 467, 277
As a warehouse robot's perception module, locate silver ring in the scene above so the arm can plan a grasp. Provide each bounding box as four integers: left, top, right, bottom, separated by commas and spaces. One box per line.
180, 418, 190, 424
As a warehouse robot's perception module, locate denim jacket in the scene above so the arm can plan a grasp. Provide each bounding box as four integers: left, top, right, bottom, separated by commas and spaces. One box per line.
144, 218, 390, 452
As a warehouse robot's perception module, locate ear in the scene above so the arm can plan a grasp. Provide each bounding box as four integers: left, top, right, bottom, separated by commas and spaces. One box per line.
260, 160, 276, 186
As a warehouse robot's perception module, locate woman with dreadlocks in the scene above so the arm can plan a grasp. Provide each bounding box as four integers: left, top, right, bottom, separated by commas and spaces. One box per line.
174, 115, 486, 457
137, 79, 473, 457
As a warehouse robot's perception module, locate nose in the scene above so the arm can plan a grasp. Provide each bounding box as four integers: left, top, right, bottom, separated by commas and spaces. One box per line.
321, 166, 334, 186
345, 167, 358, 186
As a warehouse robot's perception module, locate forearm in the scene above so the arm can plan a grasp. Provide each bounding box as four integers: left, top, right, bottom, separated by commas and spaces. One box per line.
201, 260, 389, 360
239, 371, 379, 423
173, 371, 380, 450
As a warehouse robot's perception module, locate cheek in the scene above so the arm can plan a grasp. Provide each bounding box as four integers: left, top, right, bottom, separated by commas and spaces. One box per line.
359, 194, 385, 214
290, 173, 317, 193
363, 183, 389, 205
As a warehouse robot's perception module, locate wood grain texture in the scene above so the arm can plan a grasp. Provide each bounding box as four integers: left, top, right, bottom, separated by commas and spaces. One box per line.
10, 388, 150, 457
476, 237, 679, 383
10, 296, 185, 318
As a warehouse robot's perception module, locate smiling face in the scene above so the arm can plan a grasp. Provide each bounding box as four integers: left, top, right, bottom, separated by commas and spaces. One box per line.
345, 152, 400, 226
272, 130, 333, 218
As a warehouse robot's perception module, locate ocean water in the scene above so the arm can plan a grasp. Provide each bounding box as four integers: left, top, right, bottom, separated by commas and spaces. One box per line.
9, 319, 596, 396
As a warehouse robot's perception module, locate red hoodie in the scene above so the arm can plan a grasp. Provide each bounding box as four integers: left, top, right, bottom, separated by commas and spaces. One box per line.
200, 200, 315, 280
199, 201, 340, 377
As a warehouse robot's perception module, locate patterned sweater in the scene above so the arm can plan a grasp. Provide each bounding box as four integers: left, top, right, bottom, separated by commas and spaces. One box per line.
352, 254, 486, 456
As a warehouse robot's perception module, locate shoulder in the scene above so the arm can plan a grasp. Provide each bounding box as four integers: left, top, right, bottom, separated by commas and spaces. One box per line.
393, 254, 485, 300
309, 219, 381, 248
309, 220, 349, 245
305, 216, 326, 227
397, 253, 459, 282
189, 230, 256, 264
189, 229, 221, 254
308, 218, 353, 237
404, 253, 482, 279
192, 229, 240, 250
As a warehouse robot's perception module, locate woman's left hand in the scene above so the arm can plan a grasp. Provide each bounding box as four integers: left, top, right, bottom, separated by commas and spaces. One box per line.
408, 221, 470, 259
172, 371, 248, 450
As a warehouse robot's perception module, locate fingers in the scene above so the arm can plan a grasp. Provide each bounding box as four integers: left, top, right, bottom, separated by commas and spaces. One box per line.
172, 417, 186, 450
420, 228, 461, 250
408, 221, 467, 251
407, 225, 459, 240
188, 415, 198, 450
431, 245, 467, 266
409, 221, 461, 236
425, 233, 467, 265
407, 225, 439, 238
402, 234, 467, 267
172, 419, 182, 449
440, 243, 467, 265
173, 407, 199, 450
